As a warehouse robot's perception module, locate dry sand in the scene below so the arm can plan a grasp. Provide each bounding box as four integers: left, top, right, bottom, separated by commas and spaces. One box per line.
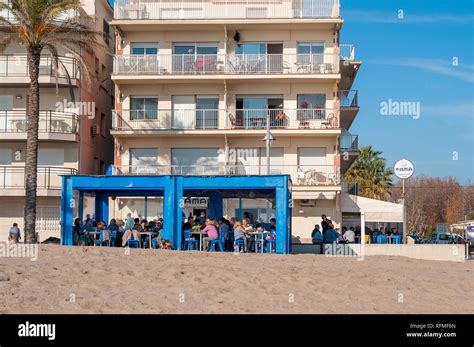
0, 245, 472, 314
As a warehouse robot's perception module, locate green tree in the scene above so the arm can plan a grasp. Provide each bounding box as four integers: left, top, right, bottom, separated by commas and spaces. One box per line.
0, 0, 107, 243
343, 145, 394, 200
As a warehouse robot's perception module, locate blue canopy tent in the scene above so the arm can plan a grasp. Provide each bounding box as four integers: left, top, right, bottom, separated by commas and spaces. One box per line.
61, 174, 292, 253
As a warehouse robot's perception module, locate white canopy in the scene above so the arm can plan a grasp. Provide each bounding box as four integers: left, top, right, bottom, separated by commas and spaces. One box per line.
341, 193, 403, 222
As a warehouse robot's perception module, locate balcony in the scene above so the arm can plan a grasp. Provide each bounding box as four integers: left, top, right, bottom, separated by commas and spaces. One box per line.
0, 55, 80, 87
114, 0, 340, 20
339, 44, 360, 90
0, 110, 79, 141
339, 90, 359, 129
113, 164, 340, 186
112, 108, 339, 132
340, 133, 359, 173
113, 53, 340, 80
0, 166, 78, 192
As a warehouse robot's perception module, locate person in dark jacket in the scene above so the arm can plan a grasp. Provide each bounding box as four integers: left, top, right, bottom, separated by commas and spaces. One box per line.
219, 217, 234, 251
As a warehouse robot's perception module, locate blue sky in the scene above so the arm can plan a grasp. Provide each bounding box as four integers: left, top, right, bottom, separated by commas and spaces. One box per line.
341, 0, 474, 183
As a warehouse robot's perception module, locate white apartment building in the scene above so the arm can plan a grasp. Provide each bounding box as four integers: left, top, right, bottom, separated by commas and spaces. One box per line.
0, 0, 114, 241
110, 0, 360, 240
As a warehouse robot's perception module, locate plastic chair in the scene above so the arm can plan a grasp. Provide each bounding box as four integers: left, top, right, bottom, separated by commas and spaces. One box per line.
234, 239, 245, 252
109, 230, 117, 247
377, 235, 388, 244
264, 239, 276, 253
209, 232, 224, 252
96, 230, 111, 247
392, 235, 401, 244
126, 236, 139, 248
183, 230, 198, 250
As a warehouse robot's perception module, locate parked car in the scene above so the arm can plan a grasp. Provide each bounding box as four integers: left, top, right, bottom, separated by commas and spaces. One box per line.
426, 232, 467, 244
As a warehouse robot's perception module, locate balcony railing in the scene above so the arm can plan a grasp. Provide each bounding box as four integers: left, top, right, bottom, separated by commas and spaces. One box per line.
0, 166, 78, 189
113, 53, 339, 75
0, 0, 79, 23
0, 111, 79, 134
113, 165, 340, 186
339, 90, 358, 108
112, 108, 339, 130
0, 55, 79, 79
339, 44, 355, 61
340, 134, 358, 152
114, 0, 340, 20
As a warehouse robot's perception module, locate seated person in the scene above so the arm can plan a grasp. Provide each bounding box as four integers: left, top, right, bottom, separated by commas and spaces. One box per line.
233, 221, 248, 252
242, 218, 255, 251
122, 227, 140, 247
311, 225, 323, 245
343, 226, 355, 243
323, 223, 339, 244
202, 219, 219, 251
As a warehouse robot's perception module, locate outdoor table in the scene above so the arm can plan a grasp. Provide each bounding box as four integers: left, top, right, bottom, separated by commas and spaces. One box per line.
86, 231, 100, 246
247, 231, 271, 253
139, 231, 158, 249
191, 231, 207, 251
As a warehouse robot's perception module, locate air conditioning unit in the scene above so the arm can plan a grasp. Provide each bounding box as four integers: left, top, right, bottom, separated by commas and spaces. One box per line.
91, 124, 101, 137
300, 199, 315, 207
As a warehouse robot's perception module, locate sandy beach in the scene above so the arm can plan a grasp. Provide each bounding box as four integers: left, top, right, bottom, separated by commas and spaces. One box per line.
0, 245, 472, 314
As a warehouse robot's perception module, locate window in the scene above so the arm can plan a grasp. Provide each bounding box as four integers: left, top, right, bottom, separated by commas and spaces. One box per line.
236, 96, 283, 128
129, 148, 158, 174
131, 43, 158, 55
130, 97, 158, 120
297, 147, 327, 169
100, 113, 107, 137
297, 94, 326, 120
172, 43, 218, 73
103, 19, 110, 45
297, 42, 325, 65
171, 148, 219, 175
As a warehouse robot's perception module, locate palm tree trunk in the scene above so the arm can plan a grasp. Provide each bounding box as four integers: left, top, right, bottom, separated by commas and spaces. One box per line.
24, 45, 42, 244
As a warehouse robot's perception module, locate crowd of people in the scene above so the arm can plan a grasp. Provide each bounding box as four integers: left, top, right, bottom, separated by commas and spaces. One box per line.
67, 211, 277, 252
310, 214, 401, 252
182, 211, 277, 252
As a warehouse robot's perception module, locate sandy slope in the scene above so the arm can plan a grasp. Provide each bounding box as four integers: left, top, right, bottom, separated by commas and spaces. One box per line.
0, 245, 472, 314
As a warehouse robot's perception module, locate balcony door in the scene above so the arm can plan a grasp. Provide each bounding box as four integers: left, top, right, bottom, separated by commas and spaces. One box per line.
0, 148, 12, 187
172, 43, 218, 74
297, 42, 325, 66
236, 96, 283, 128
173, 96, 219, 129
0, 95, 13, 131
235, 43, 283, 73
297, 94, 326, 121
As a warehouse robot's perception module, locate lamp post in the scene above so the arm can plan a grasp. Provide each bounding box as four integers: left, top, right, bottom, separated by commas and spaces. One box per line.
263, 112, 275, 222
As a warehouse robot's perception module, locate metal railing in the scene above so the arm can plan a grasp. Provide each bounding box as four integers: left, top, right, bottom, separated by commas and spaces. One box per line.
113, 53, 340, 75
340, 44, 355, 61
339, 90, 358, 108
0, 55, 79, 79
0, 110, 79, 134
114, 0, 340, 20
112, 108, 339, 130
340, 134, 358, 152
0, 166, 78, 189
113, 164, 340, 185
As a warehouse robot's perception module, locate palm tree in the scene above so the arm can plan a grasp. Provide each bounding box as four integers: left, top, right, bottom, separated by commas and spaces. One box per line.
343, 146, 394, 200
0, 0, 107, 243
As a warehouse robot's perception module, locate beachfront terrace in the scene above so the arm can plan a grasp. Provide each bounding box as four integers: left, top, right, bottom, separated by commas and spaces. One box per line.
0, 166, 78, 190
113, 0, 340, 20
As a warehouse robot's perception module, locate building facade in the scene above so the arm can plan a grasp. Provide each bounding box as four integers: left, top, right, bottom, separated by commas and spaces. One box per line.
0, 0, 114, 241
110, 0, 360, 241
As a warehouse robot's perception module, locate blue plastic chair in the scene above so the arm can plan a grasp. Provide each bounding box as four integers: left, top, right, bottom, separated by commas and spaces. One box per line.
372, 235, 378, 244
392, 235, 401, 244
264, 239, 276, 253
377, 235, 388, 244
126, 234, 140, 248
209, 232, 224, 252
183, 230, 198, 250
95, 230, 111, 247
234, 239, 245, 252
109, 230, 117, 247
